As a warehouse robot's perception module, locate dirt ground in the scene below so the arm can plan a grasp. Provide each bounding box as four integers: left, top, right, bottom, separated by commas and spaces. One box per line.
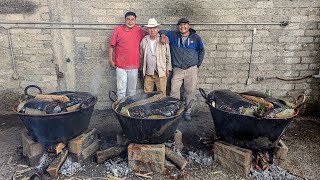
0, 109, 319, 180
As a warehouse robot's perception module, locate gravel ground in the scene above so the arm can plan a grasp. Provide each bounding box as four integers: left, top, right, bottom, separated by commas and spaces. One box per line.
0, 109, 319, 179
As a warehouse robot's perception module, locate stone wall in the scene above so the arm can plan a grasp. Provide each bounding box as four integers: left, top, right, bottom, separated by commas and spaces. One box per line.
0, 0, 319, 114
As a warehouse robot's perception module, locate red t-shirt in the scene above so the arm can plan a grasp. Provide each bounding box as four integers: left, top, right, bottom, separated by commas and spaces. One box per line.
110, 25, 147, 69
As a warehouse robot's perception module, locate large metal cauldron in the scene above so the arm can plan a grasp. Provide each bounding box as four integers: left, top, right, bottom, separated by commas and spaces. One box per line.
199, 88, 304, 150
13, 85, 97, 146
110, 91, 186, 144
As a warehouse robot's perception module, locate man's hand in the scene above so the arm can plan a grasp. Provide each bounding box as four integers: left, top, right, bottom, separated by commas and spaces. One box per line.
166, 70, 170, 77
109, 60, 116, 68
160, 34, 169, 45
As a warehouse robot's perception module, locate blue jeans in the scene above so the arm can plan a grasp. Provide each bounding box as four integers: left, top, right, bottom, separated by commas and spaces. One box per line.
116, 67, 138, 100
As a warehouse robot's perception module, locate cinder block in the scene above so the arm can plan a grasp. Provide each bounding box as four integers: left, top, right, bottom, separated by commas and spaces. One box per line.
68, 128, 98, 154
21, 130, 45, 166
214, 141, 252, 177
70, 139, 99, 163
273, 140, 288, 160
214, 141, 252, 166
128, 143, 165, 173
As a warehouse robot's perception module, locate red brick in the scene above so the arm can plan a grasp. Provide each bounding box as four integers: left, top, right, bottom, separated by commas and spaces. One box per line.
128, 143, 165, 173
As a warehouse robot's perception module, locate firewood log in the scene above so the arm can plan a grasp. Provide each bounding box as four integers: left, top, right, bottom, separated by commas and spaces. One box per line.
240, 94, 274, 109
35, 94, 70, 103
96, 146, 127, 164
165, 147, 188, 170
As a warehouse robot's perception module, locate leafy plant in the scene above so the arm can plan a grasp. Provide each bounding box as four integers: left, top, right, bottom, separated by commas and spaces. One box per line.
254, 102, 267, 117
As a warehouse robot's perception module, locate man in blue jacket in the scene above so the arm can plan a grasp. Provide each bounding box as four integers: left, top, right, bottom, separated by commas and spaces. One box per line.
160, 18, 205, 121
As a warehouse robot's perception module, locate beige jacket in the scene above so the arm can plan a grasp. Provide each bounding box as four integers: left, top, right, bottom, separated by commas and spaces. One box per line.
140, 35, 172, 78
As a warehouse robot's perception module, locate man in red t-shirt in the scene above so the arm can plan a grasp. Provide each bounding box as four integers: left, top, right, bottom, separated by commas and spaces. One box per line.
109, 12, 147, 99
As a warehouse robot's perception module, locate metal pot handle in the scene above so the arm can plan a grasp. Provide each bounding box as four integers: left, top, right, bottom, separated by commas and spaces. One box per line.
24, 85, 42, 96
295, 94, 306, 110
199, 88, 208, 100
109, 91, 117, 102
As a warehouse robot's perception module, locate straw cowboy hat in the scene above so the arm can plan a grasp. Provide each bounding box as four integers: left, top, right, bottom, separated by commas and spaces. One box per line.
145, 18, 161, 27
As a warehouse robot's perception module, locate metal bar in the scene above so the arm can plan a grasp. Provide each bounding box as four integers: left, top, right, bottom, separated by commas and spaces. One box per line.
0, 21, 287, 26
1, 26, 254, 31
5, 26, 114, 30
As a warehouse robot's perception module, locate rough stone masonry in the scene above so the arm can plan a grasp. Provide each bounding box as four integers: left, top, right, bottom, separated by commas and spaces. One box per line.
0, 0, 319, 113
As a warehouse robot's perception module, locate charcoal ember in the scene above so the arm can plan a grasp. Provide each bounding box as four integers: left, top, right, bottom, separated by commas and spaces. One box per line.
128, 97, 183, 118
208, 89, 254, 112
115, 92, 158, 113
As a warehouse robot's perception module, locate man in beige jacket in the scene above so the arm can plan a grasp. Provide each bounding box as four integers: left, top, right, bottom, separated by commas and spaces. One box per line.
140, 18, 172, 95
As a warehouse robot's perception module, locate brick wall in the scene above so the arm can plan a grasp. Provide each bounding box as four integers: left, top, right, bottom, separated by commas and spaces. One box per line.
0, 0, 319, 113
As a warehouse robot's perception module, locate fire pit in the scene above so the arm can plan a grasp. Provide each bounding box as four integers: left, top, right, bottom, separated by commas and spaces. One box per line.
13, 85, 97, 146
199, 88, 304, 150
109, 91, 187, 144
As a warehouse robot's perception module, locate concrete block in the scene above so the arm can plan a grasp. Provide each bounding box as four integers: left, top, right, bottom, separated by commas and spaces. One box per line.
215, 155, 251, 177
70, 139, 99, 163
68, 128, 98, 155
21, 130, 45, 166
128, 144, 165, 173
273, 140, 288, 160
214, 141, 253, 166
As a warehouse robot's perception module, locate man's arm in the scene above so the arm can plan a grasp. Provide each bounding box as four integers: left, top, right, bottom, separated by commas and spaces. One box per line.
165, 43, 172, 70
159, 30, 170, 45
197, 36, 205, 67
108, 44, 116, 68
139, 40, 144, 71
198, 47, 205, 67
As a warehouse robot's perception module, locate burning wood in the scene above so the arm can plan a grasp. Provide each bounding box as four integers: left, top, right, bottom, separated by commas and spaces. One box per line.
165, 147, 188, 170
96, 145, 127, 164
35, 94, 70, 103
46, 148, 68, 178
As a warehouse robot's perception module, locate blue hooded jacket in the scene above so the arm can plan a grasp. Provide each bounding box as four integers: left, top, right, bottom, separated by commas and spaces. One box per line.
160, 28, 205, 69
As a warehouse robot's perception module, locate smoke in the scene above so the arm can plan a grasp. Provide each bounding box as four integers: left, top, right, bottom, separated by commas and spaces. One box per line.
90, 70, 103, 95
